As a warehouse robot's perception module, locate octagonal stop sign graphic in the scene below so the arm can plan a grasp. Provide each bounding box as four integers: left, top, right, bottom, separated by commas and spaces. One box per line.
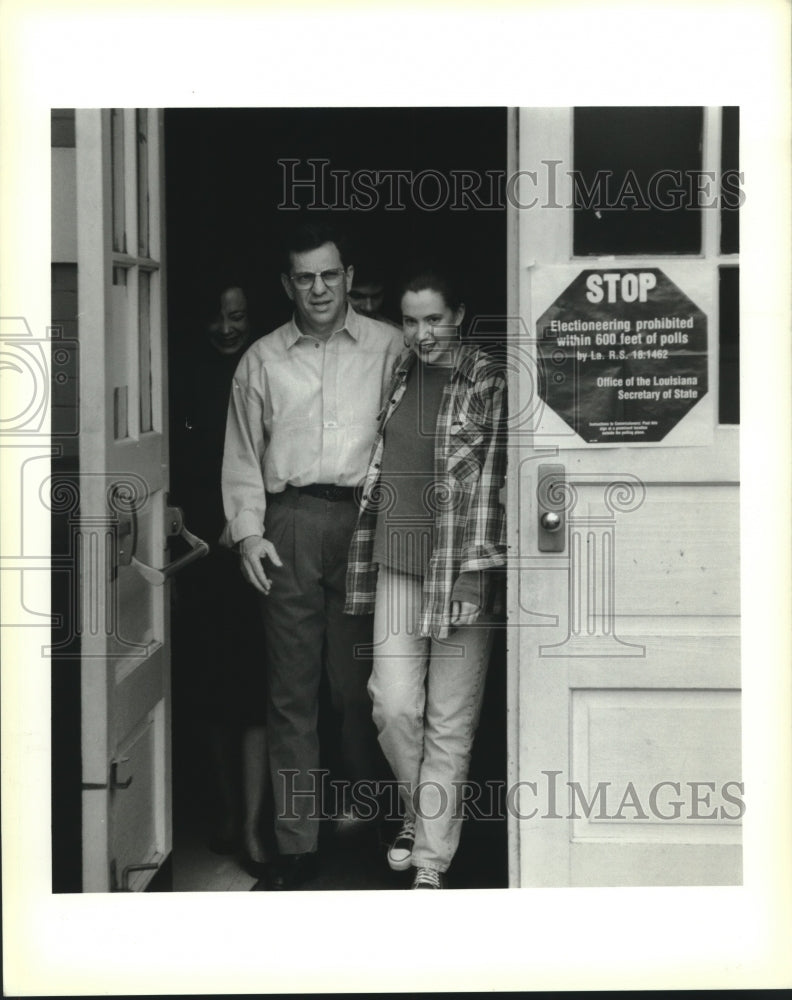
537, 268, 708, 443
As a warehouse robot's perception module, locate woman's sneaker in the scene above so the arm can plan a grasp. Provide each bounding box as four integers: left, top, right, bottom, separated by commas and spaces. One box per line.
386, 817, 416, 871
411, 866, 445, 889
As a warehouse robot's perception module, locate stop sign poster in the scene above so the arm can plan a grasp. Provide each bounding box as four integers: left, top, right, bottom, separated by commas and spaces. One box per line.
535, 267, 710, 445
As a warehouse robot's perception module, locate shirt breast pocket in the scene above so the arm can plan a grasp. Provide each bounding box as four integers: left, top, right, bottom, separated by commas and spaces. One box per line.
446, 424, 485, 482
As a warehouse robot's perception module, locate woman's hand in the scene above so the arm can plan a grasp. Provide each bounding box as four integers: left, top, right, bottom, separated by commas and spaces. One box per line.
450, 600, 478, 627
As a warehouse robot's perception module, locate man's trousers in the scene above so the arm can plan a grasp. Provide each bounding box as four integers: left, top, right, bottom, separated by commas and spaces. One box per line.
261, 488, 381, 855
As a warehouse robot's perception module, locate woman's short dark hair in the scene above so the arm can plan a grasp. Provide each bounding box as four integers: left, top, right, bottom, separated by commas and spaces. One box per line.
398, 264, 463, 314
200, 282, 248, 330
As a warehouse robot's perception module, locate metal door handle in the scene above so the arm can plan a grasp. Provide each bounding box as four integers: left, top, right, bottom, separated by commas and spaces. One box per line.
537, 463, 567, 553
540, 511, 563, 532
117, 503, 209, 585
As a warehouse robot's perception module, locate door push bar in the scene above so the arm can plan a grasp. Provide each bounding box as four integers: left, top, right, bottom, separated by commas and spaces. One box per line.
116, 502, 209, 585
537, 463, 566, 553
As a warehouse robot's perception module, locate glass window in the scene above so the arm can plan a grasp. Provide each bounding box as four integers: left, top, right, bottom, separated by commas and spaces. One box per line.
111, 109, 127, 254
139, 270, 153, 433
720, 106, 740, 255
137, 110, 150, 258
718, 266, 739, 424
573, 107, 704, 256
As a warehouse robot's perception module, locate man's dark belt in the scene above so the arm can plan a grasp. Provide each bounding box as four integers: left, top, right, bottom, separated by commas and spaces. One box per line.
272, 483, 356, 502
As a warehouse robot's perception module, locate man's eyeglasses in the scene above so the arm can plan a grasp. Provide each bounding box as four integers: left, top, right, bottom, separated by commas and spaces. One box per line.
289, 268, 347, 290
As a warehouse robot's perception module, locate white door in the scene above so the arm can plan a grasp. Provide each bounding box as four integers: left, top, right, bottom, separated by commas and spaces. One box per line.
507, 107, 741, 886
75, 109, 206, 891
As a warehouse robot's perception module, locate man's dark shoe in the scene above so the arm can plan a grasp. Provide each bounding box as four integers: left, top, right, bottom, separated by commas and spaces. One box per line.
266, 852, 319, 891
242, 853, 274, 881
250, 862, 278, 891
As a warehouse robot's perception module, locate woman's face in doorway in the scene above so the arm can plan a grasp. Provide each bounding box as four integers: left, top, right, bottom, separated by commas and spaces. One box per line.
401, 288, 465, 367
210, 286, 250, 355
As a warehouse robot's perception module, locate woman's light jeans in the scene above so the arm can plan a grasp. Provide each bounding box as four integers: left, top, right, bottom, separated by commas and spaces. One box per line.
369, 566, 495, 873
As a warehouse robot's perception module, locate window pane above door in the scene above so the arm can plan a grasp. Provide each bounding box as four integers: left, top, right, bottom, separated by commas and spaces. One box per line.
720, 106, 740, 256
137, 110, 150, 258
111, 109, 127, 254
573, 107, 704, 256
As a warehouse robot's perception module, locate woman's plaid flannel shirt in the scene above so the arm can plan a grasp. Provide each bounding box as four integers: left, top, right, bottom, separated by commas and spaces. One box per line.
344, 344, 507, 639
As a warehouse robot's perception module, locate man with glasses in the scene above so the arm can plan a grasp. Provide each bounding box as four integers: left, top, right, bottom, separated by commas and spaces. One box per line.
221, 222, 402, 889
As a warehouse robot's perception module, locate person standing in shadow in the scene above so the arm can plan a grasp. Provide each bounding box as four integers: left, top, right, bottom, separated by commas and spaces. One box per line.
347, 251, 400, 329
172, 284, 272, 877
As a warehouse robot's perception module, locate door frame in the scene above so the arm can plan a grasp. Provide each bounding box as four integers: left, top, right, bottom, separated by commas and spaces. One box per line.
75, 108, 173, 892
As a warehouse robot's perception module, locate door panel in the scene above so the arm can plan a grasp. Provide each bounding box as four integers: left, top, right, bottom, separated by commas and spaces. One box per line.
613, 487, 739, 618
570, 688, 741, 842
76, 109, 173, 892
508, 107, 741, 887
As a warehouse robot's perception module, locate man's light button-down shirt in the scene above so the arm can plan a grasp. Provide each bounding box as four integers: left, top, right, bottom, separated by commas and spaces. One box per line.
221, 307, 403, 544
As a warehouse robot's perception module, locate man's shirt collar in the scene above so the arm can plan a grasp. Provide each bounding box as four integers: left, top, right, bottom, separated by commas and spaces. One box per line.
285, 305, 359, 349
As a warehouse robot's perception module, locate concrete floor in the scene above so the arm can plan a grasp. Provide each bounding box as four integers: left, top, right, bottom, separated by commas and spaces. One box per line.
172, 804, 506, 892
171, 633, 508, 893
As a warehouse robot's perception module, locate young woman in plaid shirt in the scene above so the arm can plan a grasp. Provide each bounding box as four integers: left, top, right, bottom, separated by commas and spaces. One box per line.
345, 267, 507, 888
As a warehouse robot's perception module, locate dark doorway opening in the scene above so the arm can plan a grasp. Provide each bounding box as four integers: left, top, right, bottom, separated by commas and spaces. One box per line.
164, 107, 508, 890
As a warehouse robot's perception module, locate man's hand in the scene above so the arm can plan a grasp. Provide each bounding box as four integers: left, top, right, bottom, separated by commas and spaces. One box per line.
239, 535, 283, 595
450, 601, 478, 627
